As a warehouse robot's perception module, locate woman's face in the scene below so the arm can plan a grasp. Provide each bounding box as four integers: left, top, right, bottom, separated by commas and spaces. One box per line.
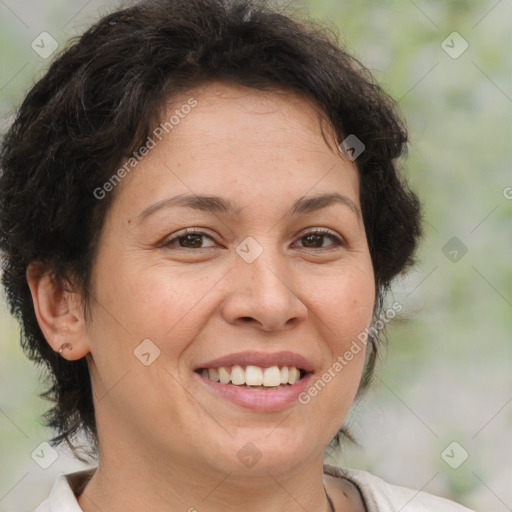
83, 81, 375, 476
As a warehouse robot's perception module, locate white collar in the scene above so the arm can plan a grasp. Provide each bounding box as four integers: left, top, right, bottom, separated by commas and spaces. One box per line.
34, 465, 474, 512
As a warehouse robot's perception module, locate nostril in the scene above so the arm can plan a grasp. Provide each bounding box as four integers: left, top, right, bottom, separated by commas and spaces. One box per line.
240, 317, 253, 322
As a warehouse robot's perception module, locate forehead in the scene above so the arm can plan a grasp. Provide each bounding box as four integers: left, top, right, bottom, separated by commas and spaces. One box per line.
170, 80, 336, 147
108, 80, 360, 219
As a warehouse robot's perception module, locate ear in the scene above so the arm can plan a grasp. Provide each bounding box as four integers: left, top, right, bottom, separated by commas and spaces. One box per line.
26, 262, 90, 361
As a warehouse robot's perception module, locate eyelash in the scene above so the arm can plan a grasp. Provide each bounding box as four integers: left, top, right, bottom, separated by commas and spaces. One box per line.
161, 227, 345, 251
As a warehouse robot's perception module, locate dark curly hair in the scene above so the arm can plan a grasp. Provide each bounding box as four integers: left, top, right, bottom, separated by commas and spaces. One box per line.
0, 0, 421, 460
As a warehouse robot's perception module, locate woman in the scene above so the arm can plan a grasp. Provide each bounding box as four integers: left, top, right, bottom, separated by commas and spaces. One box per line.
0, 0, 475, 510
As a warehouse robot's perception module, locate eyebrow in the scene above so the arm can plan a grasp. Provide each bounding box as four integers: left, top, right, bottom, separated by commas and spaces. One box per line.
137, 192, 360, 222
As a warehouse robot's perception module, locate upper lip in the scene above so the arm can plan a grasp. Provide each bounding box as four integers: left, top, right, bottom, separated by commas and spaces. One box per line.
195, 351, 314, 372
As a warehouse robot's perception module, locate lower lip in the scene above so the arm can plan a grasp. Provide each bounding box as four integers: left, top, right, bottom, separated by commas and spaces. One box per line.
195, 372, 313, 412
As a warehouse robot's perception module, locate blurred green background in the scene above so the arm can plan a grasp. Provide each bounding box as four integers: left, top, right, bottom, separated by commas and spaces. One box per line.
0, 1, 510, 511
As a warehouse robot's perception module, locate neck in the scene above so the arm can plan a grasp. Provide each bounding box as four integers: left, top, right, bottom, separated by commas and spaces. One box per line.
77, 443, 333, 512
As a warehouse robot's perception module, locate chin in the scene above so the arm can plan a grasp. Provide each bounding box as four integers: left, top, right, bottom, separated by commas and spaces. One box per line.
203, 425, 321, 477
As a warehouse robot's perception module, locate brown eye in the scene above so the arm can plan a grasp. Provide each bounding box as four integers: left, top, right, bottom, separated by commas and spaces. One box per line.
162, 230, 217, 249
301, 233, 324, 248
295, 229, 343, 249
177, 234, 204, 248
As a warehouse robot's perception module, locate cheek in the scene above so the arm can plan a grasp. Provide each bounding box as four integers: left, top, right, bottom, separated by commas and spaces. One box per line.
134, 267, 219, 337
94, 258, 201, 326
85, 264, 210, 420
90, 262, 220, 366
298, 265, 374, 431
308, 263, 375, 346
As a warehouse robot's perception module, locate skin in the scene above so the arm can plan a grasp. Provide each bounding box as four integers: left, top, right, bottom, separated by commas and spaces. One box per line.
27, 81, 374, 512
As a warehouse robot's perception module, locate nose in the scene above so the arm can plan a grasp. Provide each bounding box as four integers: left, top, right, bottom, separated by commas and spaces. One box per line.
220, 249, 308, 332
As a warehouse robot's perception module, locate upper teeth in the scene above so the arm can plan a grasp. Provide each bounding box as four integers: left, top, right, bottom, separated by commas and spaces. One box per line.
201, 365, 301, 386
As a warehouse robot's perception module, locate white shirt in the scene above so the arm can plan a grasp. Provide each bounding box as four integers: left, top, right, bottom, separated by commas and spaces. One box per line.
34, 465, 476, 512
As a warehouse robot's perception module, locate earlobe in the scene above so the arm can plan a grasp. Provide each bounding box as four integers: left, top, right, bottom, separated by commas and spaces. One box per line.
26, 263, 90, 361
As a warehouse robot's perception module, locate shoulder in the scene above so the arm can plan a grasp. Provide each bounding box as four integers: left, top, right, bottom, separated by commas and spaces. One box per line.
33, 469, 95, 512
323, 464, 476, 512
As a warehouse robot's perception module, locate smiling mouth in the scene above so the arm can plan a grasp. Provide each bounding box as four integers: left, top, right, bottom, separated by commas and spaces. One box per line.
195, 365, 308, 390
